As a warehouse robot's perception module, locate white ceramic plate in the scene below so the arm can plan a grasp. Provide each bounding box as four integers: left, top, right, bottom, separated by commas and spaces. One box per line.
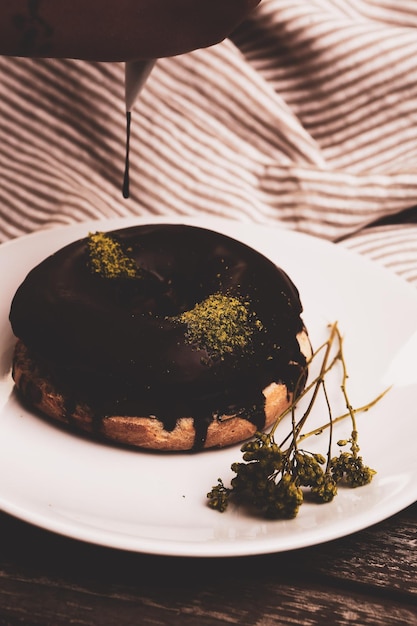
0, 216, 416, 557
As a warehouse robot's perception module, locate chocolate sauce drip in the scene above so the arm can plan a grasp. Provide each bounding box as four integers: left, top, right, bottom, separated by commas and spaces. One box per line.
122, 111, 131, 199
10, 224, 307, 449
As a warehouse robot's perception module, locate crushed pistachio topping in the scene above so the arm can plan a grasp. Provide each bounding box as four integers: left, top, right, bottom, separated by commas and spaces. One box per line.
177, 293, 263, 356
88, 232, 138, 279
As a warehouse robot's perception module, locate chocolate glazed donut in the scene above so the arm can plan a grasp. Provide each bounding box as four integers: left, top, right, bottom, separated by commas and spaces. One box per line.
9, 224, 311, 451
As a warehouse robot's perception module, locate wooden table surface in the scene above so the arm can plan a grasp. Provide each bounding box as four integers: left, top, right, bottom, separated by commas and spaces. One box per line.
0, 500, 415, 626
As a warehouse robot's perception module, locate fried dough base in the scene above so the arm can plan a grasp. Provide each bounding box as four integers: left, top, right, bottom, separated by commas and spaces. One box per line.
12, 331, 311, 451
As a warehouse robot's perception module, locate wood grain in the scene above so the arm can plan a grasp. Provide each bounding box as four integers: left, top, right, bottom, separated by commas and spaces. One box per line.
0, 503, 415, 625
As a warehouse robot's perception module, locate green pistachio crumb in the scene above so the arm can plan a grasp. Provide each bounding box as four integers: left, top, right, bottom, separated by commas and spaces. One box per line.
176, 293, 262, 356
87, 232, 138, 279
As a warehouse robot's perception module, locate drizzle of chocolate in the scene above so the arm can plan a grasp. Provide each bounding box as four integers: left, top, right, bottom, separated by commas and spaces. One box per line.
122, 111, 131, 199
10, 224, 307, 450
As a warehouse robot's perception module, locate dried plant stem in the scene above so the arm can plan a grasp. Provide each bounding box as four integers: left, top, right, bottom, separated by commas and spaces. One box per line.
298, 381, 391, 443
207, 321, 388, 518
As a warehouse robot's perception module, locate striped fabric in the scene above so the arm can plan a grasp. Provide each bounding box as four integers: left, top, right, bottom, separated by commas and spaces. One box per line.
1, 0, 417, 286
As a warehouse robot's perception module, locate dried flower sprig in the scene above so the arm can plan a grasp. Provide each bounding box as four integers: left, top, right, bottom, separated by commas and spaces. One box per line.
207, 322, 389, 519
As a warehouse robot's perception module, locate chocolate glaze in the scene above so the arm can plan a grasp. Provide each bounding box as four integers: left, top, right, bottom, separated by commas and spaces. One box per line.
9, 224, 307, 449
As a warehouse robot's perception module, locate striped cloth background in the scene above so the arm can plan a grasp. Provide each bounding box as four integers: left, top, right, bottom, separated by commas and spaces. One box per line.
1, 0, 417, 284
